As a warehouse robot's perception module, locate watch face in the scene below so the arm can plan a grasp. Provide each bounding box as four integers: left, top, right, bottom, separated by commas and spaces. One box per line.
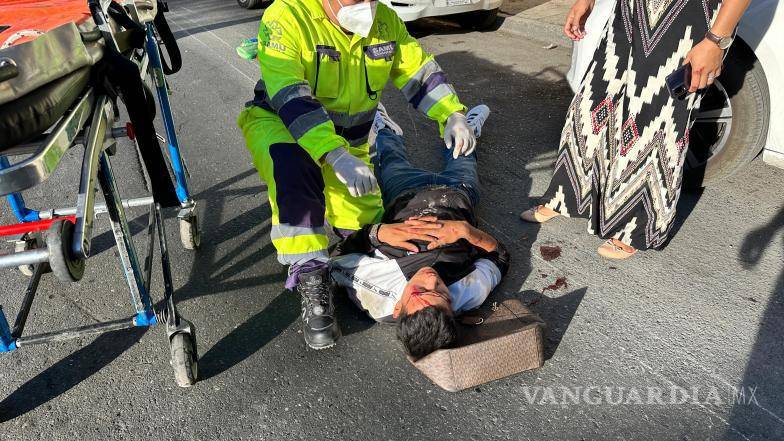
719, 37, 733, 49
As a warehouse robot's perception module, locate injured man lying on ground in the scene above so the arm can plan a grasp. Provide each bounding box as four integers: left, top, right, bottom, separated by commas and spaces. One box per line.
329, 104, 510, 359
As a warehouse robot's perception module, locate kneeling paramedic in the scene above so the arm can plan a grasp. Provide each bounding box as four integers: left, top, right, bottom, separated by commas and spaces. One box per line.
237, 0, 476, 349
331, 105, 509, 359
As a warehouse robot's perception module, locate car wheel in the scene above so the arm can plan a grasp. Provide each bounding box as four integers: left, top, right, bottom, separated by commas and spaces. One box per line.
683, 39, 770, 188
237, 0, 264, 9
456, 9, 499, 31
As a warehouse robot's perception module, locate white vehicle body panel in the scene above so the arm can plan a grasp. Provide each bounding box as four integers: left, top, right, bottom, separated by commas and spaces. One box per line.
565, 0, 784, 169
379, 0, 503, 22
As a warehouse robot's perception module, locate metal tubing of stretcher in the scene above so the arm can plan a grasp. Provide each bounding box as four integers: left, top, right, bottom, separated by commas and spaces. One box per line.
73, 94, 112, 259
145, 24, 190, 203
154, 203, 179, 328
37, 196, 155, 220
0, 90, 94, 196
0, 157, 39, 222
0, 248, 49, 270
15, 317, 137, 347
96, 151, 156, 323
11, 263, 45, 339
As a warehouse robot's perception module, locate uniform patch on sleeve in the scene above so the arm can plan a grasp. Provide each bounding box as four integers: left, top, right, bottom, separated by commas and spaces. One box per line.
363, 41, 397, 61
261, 20, 288, 54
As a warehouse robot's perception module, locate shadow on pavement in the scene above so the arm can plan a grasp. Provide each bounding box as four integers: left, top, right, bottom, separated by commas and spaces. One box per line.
198, 289, 299, 380
726, 206, 784, 439
520, 288, 586, 360
0, 327, 147, 422
176, 169, 286, 304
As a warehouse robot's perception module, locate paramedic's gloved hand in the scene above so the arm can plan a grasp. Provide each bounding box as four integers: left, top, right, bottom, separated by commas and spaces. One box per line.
325, 147, 378, 197
443, 112, 476, 159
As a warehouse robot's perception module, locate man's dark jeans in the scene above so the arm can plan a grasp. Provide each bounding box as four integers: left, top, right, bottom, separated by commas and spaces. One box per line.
371, 128, 480, 208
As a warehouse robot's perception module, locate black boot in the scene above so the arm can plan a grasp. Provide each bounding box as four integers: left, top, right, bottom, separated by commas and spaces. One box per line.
296, 267, 340, 349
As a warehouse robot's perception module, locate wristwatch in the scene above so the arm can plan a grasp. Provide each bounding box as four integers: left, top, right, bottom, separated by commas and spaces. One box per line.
705, 30, 733, 50
368, 223, 382, 247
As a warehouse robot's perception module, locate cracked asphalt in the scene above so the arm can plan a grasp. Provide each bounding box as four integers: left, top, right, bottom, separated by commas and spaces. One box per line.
1, 0, 783, 439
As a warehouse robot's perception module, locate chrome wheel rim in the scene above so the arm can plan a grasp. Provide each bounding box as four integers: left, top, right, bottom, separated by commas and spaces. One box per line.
686, 80, 733, 169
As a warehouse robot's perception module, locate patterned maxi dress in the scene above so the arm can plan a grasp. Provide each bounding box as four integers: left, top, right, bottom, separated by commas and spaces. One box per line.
542, 0, 722, 250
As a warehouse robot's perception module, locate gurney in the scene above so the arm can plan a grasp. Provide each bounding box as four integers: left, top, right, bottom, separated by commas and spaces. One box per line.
0, 0, 199, 387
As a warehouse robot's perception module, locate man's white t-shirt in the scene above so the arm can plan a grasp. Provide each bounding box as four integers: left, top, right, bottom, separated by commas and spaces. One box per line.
330, 249, 503, 323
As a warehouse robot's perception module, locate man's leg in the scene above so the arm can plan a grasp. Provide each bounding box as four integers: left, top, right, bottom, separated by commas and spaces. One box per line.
371, 105, 435, 207
239, 108, 339, 349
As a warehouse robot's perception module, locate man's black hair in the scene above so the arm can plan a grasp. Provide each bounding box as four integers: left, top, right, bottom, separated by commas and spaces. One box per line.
397, 306, 457, 359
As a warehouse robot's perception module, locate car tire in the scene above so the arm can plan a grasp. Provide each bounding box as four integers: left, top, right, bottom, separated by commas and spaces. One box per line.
456, 9, 499, 31
683, 39, 770, 188
237, 0, 264, 9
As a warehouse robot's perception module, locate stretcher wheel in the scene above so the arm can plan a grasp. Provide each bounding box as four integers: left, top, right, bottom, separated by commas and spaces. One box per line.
170, 332, 198, 387
46, 220, 85, 283
179, 212, 200, 250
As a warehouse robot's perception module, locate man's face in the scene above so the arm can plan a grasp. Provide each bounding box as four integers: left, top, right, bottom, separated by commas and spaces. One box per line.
393, 267, 452, 319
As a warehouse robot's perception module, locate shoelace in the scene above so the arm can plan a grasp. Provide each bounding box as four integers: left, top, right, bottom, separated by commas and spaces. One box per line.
300, 279, 330, 316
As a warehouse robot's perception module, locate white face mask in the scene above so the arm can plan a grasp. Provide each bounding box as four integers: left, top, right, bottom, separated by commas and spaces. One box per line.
329, 0, 377, 38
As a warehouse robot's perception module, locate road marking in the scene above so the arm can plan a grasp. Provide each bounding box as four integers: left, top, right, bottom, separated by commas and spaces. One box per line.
166, 14, 256, 85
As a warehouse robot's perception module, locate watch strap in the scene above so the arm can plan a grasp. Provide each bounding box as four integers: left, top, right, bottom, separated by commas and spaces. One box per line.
368, 223, 382, 247
705, 30, 732, 49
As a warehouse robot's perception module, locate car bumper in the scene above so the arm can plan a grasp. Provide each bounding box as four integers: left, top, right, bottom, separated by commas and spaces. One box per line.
380, 0, 503, 22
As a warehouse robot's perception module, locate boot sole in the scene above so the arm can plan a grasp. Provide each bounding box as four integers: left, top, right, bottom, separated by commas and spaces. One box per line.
306, 341, 337, 350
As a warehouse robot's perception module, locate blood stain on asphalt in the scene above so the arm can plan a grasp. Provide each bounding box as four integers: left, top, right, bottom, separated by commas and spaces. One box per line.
539, 245, 561, 261
542, 277, 568, 293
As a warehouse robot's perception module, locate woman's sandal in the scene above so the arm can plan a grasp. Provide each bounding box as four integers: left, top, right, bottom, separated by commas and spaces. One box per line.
519, 205, 560, 223
597, 239, 637, 260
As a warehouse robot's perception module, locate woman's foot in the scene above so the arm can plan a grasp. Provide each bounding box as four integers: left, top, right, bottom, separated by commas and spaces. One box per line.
597, 239, 637, 259
520, 205, 560, 223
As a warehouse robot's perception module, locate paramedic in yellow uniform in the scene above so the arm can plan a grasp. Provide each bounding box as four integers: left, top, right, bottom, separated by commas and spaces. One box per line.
237, 0, 475, 349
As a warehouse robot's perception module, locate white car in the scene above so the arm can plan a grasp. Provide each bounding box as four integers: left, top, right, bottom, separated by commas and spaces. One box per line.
237, 0, 503, 30
566, 0, 784, 186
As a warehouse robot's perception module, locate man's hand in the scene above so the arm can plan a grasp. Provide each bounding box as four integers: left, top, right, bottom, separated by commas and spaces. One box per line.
443, 112, 476, 159
405, 216, 498, 252
377, 222, 441, 253
404, 216, 469, 250
683, 38, 724, 92
325, 147, 378, 197
564, 0, 595, 40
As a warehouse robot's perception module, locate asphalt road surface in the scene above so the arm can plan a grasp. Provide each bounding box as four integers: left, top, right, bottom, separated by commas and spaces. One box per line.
1, 1, 783, 439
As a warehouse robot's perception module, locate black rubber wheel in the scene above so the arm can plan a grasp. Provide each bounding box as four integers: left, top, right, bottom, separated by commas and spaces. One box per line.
683, 39, 770, 188
456, 9, 499, 31
46, 220, 85, 283
170, 332, 199, 387
237, 0, 263, 9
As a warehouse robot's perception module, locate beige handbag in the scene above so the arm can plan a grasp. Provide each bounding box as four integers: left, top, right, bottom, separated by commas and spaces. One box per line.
408, 299, 545, 392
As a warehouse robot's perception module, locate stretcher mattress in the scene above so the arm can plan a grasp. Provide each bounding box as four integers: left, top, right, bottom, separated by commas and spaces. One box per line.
0, 0, 162, 151
0, 0, 104, 107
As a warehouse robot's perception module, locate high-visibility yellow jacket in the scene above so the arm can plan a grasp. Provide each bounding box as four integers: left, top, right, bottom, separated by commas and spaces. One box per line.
251, 0, 466, 162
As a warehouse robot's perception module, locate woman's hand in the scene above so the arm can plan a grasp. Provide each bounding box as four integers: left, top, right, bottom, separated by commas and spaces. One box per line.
683, 39, 724, 92
404, 216, 469, 250
564, 0, 595, 41
377, 222, 440, 253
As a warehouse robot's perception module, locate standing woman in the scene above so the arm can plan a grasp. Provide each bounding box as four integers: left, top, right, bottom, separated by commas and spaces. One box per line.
520, 0, 751, 258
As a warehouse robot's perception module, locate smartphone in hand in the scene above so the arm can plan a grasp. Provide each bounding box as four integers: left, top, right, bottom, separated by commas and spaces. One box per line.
666, 63, 692, 100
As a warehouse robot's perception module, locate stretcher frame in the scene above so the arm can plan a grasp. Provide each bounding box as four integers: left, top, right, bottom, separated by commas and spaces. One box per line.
0, 0, 199, 387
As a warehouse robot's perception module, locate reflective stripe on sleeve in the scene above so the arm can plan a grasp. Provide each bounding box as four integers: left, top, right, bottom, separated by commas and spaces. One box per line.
400, 59, 442, 102
416, 83, 457, 115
